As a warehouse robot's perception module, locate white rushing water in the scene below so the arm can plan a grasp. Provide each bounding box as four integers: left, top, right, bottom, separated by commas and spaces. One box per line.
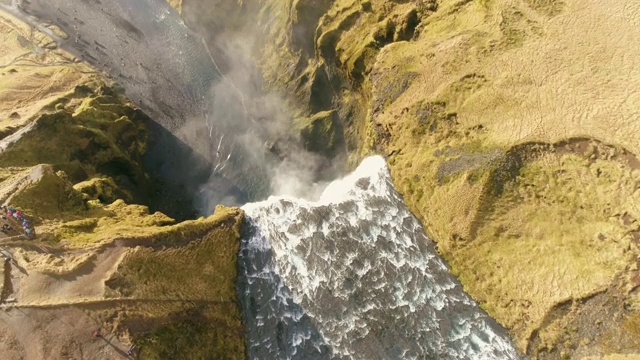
239, 156, 521, 359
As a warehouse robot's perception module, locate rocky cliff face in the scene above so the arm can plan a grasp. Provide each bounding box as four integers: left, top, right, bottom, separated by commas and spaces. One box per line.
196, 0, 640, 358
0, 11, 246, 359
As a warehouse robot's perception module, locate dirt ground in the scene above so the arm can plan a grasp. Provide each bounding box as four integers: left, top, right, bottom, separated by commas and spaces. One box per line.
0, 241, 135, 359
0, 305, 128, 359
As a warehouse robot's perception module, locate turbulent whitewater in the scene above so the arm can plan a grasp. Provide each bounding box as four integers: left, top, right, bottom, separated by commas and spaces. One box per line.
238, 156, 521, 359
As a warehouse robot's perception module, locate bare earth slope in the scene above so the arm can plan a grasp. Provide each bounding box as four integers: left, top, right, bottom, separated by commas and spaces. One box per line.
0, 10, 245, 359
239, 0, 640, 358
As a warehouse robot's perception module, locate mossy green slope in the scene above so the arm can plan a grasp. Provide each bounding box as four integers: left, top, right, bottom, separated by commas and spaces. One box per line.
104, 206, 245, 360
296, 110, 340, 155
0, 84, 150, 200
0, 84, 169, 245
239, 0, 640, 358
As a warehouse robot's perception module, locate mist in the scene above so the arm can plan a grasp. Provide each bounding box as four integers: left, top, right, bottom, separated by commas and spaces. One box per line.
179, 0, 344, 215
4, 0, 344, 218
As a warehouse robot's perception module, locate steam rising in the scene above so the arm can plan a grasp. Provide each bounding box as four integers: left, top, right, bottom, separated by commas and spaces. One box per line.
180, 2, 341, 214
2, 0, 339, 217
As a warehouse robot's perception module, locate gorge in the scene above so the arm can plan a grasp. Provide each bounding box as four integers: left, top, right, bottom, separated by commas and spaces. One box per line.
0, 0, 639, 359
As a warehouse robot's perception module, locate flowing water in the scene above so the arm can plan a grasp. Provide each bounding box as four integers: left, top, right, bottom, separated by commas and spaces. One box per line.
1, 3, 522, 357
239, 156, 521, 359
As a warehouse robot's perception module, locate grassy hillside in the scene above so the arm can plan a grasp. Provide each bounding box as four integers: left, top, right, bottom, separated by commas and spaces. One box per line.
242, 0, 640, 357
104, 206, 245, 360
0, 10, 245, 359
0, 11, 98, 132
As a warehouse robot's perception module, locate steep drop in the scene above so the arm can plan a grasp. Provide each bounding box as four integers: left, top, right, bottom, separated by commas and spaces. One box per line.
238, 156, 521, 359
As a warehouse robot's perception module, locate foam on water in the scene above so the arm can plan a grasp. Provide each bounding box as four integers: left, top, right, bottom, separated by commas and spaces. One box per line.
238, 156, 521, 359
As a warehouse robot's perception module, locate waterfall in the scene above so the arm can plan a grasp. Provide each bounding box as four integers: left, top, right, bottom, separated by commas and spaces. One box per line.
238, 156, 521, 360
0, 3, 523, 356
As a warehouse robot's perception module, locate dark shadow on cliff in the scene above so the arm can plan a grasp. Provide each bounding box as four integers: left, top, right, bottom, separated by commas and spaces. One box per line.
142, 119, 247, 221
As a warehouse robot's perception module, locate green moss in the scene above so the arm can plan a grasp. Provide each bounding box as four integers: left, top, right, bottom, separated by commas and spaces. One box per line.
410, 101, 457, 137
106, 206, 241, 297
296, 110, 339, 155
45, 201, 241, 248
73, 176, 132, 204
0, 85, 151, 205
136, 307, 244, 360
9, 165, 86, 221
105, 207, 245, 359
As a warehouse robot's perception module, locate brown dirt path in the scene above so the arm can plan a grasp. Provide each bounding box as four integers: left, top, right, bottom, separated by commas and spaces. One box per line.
0, 306, 129, 359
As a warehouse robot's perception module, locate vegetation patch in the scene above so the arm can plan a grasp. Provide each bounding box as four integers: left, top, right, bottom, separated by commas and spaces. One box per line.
0, 85, 150, 205
410, 100, 459, 138
296, 110, 340, 156
451, 149, 640, 350
8, 165, 86, 222
73, 176, 132, 204
134, 306, 244, 360
105, 206, 242, 299
105, 207, 245, 359
523, 0, 565, 17
525, 288, 640, 359
48, 200, 229, 247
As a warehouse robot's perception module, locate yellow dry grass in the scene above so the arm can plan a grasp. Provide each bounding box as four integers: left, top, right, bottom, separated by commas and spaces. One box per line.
249, 0, 640, 355
342, 0, 640, 353
453, 154, 639, 349
0, 12, 99, 130
583, 355, 640, 360
106, 206, 241, 300
105, 206, 245, 359
13, 249, 96, 275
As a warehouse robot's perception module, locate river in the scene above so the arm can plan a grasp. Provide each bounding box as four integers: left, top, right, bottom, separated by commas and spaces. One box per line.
239, 156, 520, 359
